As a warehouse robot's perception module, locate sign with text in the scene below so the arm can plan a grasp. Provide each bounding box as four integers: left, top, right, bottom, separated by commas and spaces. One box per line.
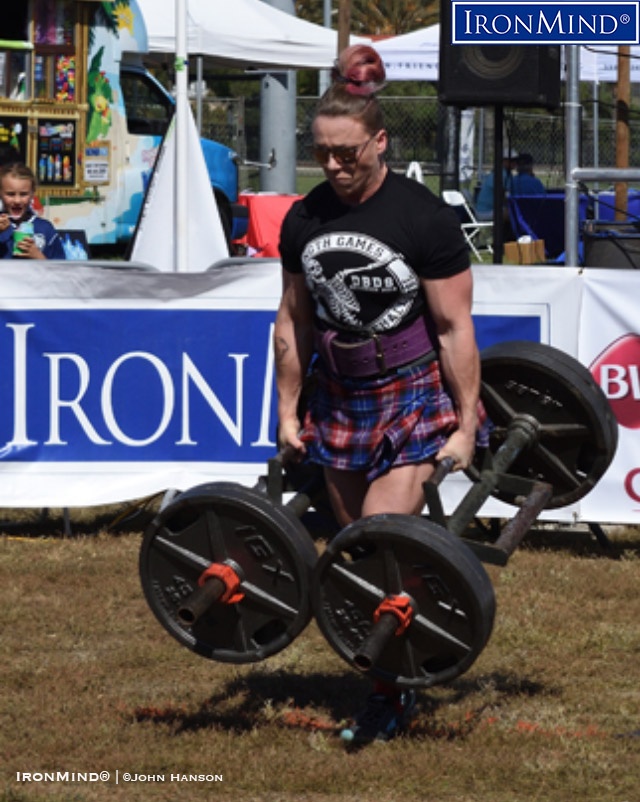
0, 262, 583, 516
450, 1, 639, 44
0, 308, 277, 464
83, 142, 110, 184
37, 119, 76, 186
0, 261, 638, 527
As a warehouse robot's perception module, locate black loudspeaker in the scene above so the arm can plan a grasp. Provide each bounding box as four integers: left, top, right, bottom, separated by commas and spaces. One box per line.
438, 4, 561, 108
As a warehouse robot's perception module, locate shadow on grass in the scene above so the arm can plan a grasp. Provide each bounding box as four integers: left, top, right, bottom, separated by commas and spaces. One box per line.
522, 527, 640, 558
129, 668, 549, 741
463, 519, 640, 560
0, 497, 163, 537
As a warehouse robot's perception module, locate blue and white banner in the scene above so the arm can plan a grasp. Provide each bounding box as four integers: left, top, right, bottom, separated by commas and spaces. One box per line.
0, 259, 283, 506
450, 1, 639, 45
0, 260, 638, 525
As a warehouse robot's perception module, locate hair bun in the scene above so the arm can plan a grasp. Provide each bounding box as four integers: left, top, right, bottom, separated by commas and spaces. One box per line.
331, 45, 386, 96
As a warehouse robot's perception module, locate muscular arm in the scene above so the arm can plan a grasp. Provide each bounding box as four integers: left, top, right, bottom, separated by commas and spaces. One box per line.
422, 268, 481, 469
273, 270, 315, 452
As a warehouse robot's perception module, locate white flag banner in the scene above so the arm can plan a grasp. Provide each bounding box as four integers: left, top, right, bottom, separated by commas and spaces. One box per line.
130, 108, 229, 272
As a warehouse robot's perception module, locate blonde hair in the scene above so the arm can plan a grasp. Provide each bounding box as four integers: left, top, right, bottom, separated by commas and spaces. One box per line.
0, 162, 36, 192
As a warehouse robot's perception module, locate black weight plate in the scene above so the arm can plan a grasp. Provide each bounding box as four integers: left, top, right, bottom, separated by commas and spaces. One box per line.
471, 341, 618, 509
311, 515, 496, 689
140, 482, 317, 663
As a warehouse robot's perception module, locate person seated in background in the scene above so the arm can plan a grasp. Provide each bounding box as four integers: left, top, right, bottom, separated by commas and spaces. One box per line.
475, 149, 518, 221
510, 153, 546, 196
0, 163, 65, 259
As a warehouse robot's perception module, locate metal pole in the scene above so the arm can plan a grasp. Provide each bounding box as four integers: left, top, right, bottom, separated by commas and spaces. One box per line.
564, 46, 581, 268
260, 0, 297, 193
337, 0, 352, 54
493, 105, 504, 264
573, 167, 640, 182
441, 106, 459, 191
175, 0, 189, 272
615, 46, 630, 221
318, 0, 332, 96
593, 73, 600, 217
196, 55, 203, 135
477, 107, 485, 187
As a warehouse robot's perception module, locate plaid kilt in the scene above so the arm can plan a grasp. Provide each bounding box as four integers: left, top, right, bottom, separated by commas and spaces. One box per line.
300, 360, 489, 482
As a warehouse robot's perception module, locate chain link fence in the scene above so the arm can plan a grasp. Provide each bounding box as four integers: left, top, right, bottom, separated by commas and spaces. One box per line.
196, 95, 640, 196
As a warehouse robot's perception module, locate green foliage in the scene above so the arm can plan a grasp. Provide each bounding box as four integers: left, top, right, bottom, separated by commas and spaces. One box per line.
350, 0, 440, 35
380, 80, 438, 98
99, 0, 120, 33
295, 0, 440, 34
86, 47, 114, 142
87, 2, 120, 52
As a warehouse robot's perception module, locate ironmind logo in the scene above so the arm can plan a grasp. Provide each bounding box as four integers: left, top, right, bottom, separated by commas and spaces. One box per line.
450, 1, 639, 44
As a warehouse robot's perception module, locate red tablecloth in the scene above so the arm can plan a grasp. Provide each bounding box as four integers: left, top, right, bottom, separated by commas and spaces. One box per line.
236, 193, 302, 257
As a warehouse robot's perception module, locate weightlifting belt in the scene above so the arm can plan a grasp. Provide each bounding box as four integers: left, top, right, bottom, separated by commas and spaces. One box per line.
315, 316, 435, 379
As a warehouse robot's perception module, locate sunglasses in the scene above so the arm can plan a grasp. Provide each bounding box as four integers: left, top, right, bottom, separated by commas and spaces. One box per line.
312, 134, 377, 166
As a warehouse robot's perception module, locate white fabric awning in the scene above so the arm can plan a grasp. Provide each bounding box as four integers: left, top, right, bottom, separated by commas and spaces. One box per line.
134, 0, 370, 70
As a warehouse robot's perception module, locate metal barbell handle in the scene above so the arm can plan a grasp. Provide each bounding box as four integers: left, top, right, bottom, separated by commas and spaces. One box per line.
353, 594, 414, 673
353, 613, 400, 672
447, 419, 538, 538
177, 577, 226, 626
261, 445, 325, 516
422, 456, 456, 526
177, 562, 244, 626
431, 455, 456, 486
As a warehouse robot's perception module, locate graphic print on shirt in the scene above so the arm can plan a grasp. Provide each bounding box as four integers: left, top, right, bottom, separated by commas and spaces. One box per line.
301, 232, 420, 332
33, 233, 47, 252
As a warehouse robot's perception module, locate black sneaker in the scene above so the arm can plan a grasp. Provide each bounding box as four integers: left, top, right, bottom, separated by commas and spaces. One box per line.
340, 690, 417, 745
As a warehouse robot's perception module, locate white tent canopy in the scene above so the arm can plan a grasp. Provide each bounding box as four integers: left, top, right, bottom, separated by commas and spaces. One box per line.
373, 25, 440, 82
373, 24, 640, 83
134, 0, 367, 70
580, 46, 640, 83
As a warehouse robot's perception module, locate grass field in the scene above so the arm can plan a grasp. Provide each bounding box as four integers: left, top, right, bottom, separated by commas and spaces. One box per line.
1, 507, 639, 802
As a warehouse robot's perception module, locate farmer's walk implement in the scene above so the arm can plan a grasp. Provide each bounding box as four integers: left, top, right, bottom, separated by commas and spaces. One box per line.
139, 342, 617, 687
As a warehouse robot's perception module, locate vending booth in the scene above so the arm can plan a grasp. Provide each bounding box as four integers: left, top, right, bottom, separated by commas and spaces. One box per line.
0, 1, 100, 190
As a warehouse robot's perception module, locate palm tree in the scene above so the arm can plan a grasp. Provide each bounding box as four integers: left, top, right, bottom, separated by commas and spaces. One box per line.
352, 0, 439, 35
295, 0, 440, 35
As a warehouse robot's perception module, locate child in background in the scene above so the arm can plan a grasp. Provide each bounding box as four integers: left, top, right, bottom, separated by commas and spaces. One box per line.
0, 163, 65, 259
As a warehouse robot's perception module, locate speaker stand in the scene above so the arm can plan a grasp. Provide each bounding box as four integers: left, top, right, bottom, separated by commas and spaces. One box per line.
440, 106, 461, 192
493, 105, 505, 264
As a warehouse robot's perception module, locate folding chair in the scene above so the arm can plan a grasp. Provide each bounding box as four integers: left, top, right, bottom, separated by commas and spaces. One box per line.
442, 189, 493, 260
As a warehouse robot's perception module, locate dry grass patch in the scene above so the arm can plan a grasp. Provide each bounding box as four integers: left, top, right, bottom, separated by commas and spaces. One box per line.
1, 522, 639, 802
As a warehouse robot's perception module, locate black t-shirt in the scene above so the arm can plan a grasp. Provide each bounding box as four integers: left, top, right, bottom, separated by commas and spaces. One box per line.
279, 169, 470, 334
